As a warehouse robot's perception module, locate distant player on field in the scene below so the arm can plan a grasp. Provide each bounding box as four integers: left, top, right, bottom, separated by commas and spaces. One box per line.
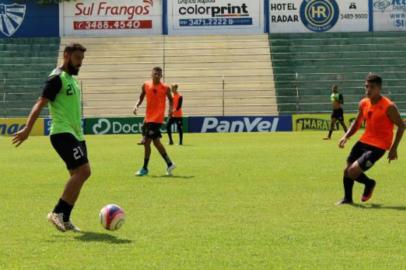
324, 85, 347, 140
133, 67, 176, 176
167, 84, 183, 145
336, 74, 405, 205
12, 43, 90, 232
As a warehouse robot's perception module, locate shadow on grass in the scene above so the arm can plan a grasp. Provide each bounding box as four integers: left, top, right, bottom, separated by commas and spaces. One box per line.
167, 144, 194, 147
350, 203, 406, 211
74, 231, 133, 244
150, 175, 195, 179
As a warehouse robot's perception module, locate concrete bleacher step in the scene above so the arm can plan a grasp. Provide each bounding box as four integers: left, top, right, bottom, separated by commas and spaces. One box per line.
76, 68, 274, 78
63, 34, 278, 117
0, 37, 59, 117
273, 64, 406, 74
270, 32, 406, 113
82, 81, 276, 91
272, 51, 406, 60
0, 37, 60, 44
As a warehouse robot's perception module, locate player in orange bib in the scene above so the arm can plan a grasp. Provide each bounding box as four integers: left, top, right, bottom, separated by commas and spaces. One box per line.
133, 67, 175, 176
337, 74, 405, 205
167, 84, 184, 145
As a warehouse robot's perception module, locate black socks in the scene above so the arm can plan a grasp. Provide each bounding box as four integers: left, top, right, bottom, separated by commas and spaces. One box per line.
343, 173, 375, 202
343, 176, 354, 202
161, 153, 173, 167
143, 158, 150, 170
356, 173, 374, 186
53, 198, 73, 222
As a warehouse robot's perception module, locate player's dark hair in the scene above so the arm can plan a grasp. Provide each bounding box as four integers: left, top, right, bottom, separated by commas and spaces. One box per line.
153, 66, 163, 73
64, 43, 87, 54
366, 73, 382, 87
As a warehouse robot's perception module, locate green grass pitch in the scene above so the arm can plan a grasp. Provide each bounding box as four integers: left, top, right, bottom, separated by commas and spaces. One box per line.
0, 132, 405, 269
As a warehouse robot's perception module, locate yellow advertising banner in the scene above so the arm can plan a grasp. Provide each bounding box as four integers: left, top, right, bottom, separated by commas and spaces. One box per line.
0, 118, 44, 136
292, 114, 357, 131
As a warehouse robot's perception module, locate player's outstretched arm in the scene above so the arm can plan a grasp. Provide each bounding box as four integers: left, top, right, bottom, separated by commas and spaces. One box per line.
387, 104, 405, 162
133, 84, 146, 115
12, 97, 49, 147
339, 104, 363, 148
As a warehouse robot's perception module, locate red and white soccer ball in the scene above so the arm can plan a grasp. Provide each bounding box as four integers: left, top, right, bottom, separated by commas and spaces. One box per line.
99, 204, 125, 231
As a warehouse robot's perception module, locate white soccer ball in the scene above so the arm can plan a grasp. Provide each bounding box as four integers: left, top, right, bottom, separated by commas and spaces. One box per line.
99, 204, 125, 231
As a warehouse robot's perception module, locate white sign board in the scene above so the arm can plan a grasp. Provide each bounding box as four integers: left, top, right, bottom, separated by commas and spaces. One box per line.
60, 0, 162, 36
373, 0, 406, 31
168, 0, 264, 35
269, 0, 369, 33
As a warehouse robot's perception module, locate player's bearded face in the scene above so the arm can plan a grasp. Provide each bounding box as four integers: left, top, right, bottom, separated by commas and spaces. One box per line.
67, 59, 80, 75
67, 51, 84, 75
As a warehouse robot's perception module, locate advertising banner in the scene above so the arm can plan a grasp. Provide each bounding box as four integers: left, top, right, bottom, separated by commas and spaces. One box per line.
84, 117, 189, 135
60, 0, 162, 36
44, 118, 86, 136
188, 116, 292, 133
0, 118, 43, 136
292, 114, 357, 131
373, 0, 406, 31
0, 0, 59, 38
168, 0, 264, 35
269, 0, 369, 33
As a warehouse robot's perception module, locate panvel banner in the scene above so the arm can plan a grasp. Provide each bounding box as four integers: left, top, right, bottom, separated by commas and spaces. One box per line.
373, 0, 406, 31
189, 116, 293, 133
0, 0, 59, 38
168, 0, 264, 35
59, 0, 162, 36
269, 0, 369, 33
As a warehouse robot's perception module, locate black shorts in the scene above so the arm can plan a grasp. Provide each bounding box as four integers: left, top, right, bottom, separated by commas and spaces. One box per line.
144, 123, 162, 139
347, 141, 386, 171
167, 117, 183, 128
50, 133, 88, 170
141, 122, 146, 136
331, 108, 344, 121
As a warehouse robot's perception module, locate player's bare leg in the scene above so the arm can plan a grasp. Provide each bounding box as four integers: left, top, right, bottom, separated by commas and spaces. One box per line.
48, 163, 91, 231
136, 138, 152, 176
137, 136, 146, 145
339, 120, 348, 133
324, 118, 337, 140
336, 161, 376, 205
346, 161, 376, 202
62, 163, 91, 204
153, 139, 176, 175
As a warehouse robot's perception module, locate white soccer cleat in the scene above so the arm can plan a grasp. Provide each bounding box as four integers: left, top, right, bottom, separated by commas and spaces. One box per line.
64, 221, 81, 232
47, 212, 66, 232
167, 163, 176, 176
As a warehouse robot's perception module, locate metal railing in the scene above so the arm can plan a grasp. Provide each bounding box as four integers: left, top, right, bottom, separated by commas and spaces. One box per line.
1, 72, 406, 117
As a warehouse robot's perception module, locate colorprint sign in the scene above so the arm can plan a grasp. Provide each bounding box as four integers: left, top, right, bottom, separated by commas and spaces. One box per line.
269, 0, 369, 33
60, 0, 162, 36
168, 0, 263, 35
373, 0, 406, 31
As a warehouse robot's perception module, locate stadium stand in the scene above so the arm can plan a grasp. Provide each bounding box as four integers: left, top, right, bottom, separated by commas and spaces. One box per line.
61, 34, 278, 117
0, 37, 59, 117
3, 33, 405, 118
270, 32, 406, 114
